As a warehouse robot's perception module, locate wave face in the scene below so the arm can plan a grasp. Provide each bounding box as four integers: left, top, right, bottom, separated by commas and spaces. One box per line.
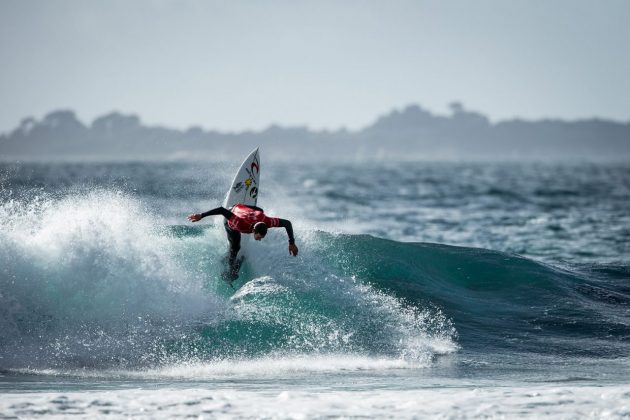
1, 187, 629, 370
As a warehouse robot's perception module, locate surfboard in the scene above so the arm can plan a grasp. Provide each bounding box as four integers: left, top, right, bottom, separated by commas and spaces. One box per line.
221, 147, 260, 285
223, 147, 260, 209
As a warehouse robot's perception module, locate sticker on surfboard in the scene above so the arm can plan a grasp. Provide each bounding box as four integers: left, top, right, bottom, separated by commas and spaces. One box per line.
223, 147, 260, 209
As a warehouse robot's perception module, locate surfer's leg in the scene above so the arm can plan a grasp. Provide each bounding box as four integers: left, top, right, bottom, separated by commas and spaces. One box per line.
224, 222, 241, 266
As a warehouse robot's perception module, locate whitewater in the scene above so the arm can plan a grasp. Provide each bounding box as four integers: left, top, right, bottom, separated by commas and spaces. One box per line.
1, 161, 629, 418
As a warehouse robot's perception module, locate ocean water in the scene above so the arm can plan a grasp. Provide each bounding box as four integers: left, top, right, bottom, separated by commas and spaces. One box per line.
1, 160, 629, 418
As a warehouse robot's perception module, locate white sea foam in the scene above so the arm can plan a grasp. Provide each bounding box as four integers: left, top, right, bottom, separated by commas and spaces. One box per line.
2, 384, 629, 418
142, 354, 414, 378
14, 354, 416, 380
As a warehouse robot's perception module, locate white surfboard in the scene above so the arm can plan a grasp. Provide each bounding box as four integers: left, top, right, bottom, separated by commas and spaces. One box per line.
223, 147, 260, 209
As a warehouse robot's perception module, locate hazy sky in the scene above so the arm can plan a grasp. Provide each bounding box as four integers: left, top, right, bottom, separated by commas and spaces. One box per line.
1, 0, 629, 133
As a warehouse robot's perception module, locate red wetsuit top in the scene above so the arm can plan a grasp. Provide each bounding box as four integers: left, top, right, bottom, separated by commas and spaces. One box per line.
227, 204, 281, 233
200, 204, 294, 243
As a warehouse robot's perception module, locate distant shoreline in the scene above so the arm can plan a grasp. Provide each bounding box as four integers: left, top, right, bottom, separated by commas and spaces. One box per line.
2, 104, 629, 161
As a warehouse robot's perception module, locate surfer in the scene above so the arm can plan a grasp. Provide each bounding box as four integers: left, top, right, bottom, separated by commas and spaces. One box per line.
188, 203, 298, 277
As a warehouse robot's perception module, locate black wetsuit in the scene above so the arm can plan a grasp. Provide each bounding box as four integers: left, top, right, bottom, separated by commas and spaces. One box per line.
200, 205, 295, 267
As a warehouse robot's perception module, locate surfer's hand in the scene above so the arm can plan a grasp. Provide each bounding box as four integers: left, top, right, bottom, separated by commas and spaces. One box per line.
289, 243, 299, 257
188, 213, 202, 222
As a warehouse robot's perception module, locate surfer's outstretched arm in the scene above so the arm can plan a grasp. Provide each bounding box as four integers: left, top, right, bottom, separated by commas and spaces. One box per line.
188, 207, 233, 222
278, 218, 298, 256
277, 219, 295, 243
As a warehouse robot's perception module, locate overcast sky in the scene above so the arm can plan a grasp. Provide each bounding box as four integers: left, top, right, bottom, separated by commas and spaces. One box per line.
1, 0, 629, 133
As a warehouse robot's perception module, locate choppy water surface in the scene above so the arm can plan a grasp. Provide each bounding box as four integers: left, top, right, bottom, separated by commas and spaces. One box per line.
1, 160, 629, 418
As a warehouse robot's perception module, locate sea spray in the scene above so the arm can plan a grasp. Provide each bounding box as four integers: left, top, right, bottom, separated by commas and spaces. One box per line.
0, 190, 223, 368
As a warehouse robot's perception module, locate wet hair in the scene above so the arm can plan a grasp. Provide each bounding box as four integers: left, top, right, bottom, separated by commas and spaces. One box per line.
253, 222, 268, 236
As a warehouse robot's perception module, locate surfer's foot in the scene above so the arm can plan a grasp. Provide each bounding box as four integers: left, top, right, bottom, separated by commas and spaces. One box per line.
221, 255, 243, 284
221, 269, 238, 283
228, 267, 239, 280
222, 262, 241, 281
